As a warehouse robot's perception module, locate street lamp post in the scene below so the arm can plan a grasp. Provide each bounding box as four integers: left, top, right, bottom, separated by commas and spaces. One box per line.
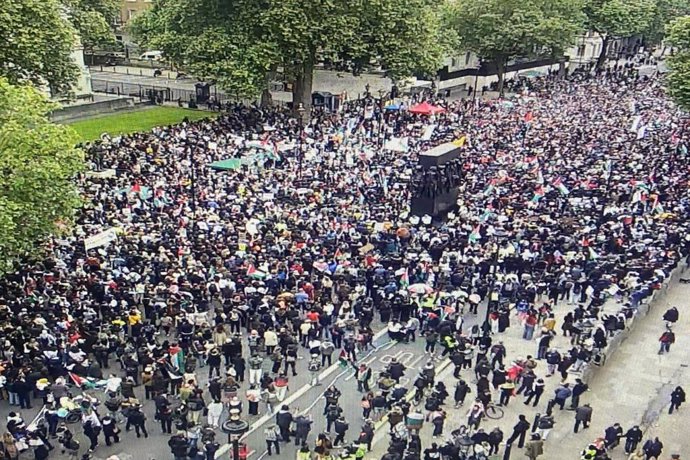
296, 103, 305, 178
222, 409, 249, 460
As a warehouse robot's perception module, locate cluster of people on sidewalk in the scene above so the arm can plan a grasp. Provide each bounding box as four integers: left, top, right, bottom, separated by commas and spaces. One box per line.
0, 54, 688, 460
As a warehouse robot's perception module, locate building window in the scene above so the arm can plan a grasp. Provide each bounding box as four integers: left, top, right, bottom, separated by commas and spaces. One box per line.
577, 45, 585, 57
451, 58, 457, 68
128, 9, 138, 20
465, 52, 471, 65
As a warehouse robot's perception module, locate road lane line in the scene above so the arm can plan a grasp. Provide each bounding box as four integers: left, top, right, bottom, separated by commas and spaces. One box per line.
217, 329, 393, 458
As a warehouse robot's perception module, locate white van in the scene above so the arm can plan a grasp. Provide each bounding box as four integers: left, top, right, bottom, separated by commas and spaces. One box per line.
139, 50, 164, 61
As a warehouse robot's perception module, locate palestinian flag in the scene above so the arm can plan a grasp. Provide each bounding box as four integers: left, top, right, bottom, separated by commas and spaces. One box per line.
399, 268, 409, 288
588, 247, 599, 260
69, 372, 89, 388
552, 177, 569, 196
468, 225, 481, 244
531, 186, 545, 203
652, 196, 664, 214
630, 180, 649, 192
246, 264, 266, 279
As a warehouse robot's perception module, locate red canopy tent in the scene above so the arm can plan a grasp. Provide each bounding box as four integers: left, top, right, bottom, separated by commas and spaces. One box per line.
408, 102, 446, 115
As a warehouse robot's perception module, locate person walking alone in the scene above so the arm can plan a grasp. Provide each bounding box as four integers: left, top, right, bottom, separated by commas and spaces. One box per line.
574, 404, 593, 433
659, 328, 675, 354
264, 424, 281, 456
506, 415, 530, 448
669, 386, 686, 414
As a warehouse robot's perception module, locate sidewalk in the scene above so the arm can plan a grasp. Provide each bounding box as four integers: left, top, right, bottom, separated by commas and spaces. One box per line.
368, 279, 690, 459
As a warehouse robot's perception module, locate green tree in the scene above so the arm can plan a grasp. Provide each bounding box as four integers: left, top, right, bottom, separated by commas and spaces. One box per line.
583, 0, 655, 68
666, 15, 690, 110
64, 0, 120, 50
645, 0, 690, 49
130, 0, 444, 117
0, 0, 78, 95
0, 78, 84, 274
445, 0, 584, 95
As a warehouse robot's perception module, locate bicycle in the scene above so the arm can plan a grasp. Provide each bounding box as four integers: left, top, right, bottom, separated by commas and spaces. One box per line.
484, 403, 505, 420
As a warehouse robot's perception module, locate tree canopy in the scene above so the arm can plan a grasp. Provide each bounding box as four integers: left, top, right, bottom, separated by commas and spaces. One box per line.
0, 0, 78, 95
584, 0, 655, 66
666, 15, 690, 110
644, 0, 690, 46
0, 78, 84, 274
130, 0, 445, 114
444, 0, 585, 94
64, 0, 120, 50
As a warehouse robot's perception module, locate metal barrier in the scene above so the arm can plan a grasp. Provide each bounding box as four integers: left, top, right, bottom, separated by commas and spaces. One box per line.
91, 79, 230, 103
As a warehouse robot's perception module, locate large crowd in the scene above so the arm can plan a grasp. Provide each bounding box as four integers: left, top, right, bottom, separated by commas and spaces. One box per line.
0, 60, 687, 460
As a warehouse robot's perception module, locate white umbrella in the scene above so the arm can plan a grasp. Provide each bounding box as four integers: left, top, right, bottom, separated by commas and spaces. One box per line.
469, 293, 481, 304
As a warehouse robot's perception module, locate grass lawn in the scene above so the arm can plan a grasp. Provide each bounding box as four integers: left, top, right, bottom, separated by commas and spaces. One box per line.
67, 107, 216, 142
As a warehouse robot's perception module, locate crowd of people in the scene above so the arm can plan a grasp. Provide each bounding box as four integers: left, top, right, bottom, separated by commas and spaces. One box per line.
0, 57, 687, 460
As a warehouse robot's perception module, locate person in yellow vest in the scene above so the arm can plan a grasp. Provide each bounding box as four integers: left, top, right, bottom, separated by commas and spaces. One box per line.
442, 335, 457, 357
297, 444, 312, 460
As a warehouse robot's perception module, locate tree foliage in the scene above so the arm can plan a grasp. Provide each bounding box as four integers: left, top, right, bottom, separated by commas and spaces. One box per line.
0, 78, 84, 274
583, 0, 655, 67
644, 0, 690, 45
666, 15, 690, 111
444, 0, 585, 93
130, 0, 444, 113
584, 0, 655, 38
64, 0, 120, 49
0, 0, 78, 95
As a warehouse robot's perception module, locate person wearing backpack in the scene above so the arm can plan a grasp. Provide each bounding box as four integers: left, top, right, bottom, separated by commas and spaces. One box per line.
326, 404, 343, 432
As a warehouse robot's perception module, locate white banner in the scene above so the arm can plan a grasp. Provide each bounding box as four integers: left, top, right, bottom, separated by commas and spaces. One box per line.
84, 228, 118, 251
421, 124, 437, 141
384, 137, 409, 153
85, 169, 117, 179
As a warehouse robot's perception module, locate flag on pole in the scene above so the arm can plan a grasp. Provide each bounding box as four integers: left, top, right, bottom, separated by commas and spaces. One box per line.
552, 177, 570, 196
469, 225, 481, 243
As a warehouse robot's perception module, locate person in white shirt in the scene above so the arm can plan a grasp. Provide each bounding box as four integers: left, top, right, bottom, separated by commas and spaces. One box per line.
206, 399, 223, 428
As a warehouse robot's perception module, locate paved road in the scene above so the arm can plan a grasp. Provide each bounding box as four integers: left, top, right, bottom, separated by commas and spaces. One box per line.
90, 67, 393, 103
367, 272, 690, 460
